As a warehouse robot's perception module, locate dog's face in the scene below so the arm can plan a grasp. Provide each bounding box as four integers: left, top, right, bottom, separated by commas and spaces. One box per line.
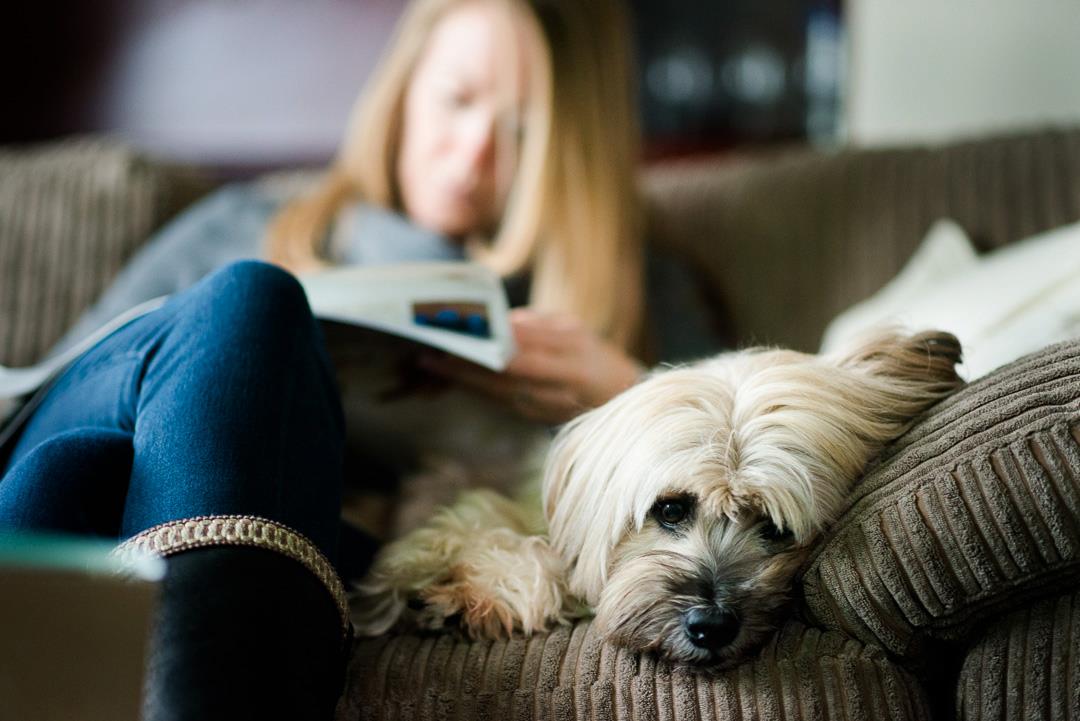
543, 329, 963, 667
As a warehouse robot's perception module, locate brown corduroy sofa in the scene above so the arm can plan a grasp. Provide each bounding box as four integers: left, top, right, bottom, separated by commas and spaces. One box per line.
2, 128, 1079, 720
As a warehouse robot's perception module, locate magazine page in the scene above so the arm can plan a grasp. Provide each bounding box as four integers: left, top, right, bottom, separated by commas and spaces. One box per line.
299, 262, 526, 469
298, 261, 516, 371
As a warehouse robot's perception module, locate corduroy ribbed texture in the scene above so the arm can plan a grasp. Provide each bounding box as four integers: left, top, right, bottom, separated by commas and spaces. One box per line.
339, 619, 931, 721
801, 338, 1080, 658
956, 589, 1080, 721
644, 128, 1080, 351
0, 138, 211, 367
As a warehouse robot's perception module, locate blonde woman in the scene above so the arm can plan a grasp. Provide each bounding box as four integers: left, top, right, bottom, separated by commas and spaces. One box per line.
59, 0, 656, 428
1, 0, 714, 717
271, 0, 645, 371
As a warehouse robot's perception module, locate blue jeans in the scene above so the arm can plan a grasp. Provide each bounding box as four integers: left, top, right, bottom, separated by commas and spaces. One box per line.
0, 261, 346, 563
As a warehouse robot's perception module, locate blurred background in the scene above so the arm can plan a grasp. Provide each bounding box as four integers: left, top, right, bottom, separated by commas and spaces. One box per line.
4, 0, 1080, 174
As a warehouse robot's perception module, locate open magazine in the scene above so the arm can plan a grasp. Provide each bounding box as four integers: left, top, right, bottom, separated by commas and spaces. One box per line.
0, 262, 517, 447
301, 263, 530, 469
298, 261, 515, 372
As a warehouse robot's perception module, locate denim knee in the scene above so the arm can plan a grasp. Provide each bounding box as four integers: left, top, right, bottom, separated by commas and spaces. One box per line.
178, 260, 319, 346
203, 259, 309, 319
206, 259, 302, 297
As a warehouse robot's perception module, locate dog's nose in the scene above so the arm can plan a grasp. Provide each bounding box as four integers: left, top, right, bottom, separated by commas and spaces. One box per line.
683, 607, 739, 651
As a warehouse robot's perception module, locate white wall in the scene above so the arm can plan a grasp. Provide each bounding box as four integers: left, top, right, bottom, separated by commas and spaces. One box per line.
93, 0, 403, 168
845, 0, 1080, 145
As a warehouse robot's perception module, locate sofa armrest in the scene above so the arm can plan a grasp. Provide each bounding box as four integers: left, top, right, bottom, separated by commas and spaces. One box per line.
801, 338, 1080, 658
0, 137, 213, 367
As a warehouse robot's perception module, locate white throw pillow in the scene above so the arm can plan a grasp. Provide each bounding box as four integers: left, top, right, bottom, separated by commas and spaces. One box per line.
820, 219, 1080, 379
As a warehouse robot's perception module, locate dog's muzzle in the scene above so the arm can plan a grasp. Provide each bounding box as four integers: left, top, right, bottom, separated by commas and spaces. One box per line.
683, 607, 739, 652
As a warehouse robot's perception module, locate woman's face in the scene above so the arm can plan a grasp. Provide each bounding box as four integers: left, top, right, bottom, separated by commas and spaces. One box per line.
397, 1, 533, 239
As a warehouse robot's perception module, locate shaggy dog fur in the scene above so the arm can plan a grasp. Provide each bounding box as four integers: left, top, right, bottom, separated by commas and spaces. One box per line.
353, 328, 963, 668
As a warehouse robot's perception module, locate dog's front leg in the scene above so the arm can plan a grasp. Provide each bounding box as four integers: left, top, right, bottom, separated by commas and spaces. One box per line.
351, 489, 582, 638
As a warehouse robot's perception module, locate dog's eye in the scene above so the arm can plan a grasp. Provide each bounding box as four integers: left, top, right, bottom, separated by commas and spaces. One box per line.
652, 497, 693, 529
759, 518, 795, 544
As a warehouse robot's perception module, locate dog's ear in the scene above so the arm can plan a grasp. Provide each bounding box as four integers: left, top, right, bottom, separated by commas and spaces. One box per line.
825, 326, 964, 439
724, 328, 965, 531
541, 412, 611, 603
832, 327, 963, 391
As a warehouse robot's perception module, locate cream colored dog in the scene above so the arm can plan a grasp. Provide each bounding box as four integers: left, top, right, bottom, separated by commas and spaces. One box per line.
353, 329, 963, 667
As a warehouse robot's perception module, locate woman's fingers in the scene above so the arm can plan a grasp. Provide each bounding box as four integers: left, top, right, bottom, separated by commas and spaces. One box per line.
509, 309, 582, 353
504, 347, 581, 384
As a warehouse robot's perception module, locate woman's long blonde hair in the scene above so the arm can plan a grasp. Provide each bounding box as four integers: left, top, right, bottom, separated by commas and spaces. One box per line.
266, 0, 644, 352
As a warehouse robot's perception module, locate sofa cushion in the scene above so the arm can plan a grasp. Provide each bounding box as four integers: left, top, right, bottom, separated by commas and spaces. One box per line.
821, 219, 1080, 379
800, 338, 1080, 658
339, 619, 932, 721
0, 138, 211, 367
956, 589, 1080, 721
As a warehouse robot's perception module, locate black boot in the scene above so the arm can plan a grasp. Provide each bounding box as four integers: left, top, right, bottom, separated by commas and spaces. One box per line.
117, 517, 351, 721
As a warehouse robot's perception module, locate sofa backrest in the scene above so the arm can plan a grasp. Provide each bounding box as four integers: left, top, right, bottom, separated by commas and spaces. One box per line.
4, 129, 1079, 368
644, 128, 1080, 351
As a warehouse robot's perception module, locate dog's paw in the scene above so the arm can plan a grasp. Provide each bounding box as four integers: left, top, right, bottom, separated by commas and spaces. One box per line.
350, 566, 530, 639
414, 566, 521, 639
351, 533, 578, 639
349, 577, 513, 638
422, 534, 577, 639
349, 489, 580, 639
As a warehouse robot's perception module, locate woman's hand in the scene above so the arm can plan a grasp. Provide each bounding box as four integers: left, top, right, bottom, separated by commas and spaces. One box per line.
419, 308, 644, 424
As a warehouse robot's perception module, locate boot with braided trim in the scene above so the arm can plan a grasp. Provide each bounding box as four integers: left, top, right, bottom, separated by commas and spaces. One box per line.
115, 516, 351, 721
